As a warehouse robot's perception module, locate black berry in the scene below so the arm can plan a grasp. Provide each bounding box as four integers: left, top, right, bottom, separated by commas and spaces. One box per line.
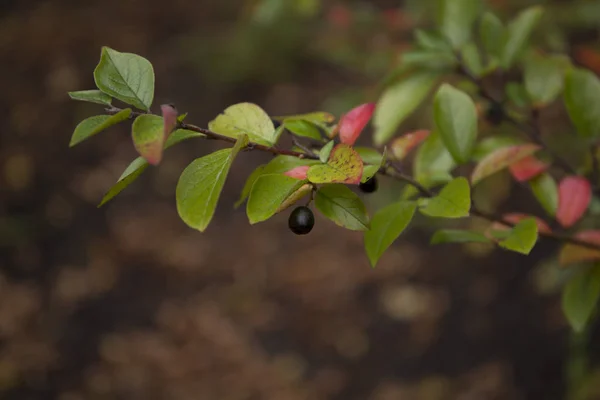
271, 119, 281, 129
359, 176, 378, 193
485, 103, 504, 126
288, 206, 315, 235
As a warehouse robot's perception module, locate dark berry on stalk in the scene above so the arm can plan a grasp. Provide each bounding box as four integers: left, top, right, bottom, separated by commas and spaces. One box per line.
359, 176, 378, 193
288, 206, 315, 235
485, 103, 504, 126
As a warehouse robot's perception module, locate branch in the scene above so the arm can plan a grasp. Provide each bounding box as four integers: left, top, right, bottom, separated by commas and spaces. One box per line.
105, 106, 600, 252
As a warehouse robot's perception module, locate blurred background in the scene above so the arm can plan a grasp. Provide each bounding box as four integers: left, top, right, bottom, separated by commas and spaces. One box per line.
2, 0, 600, 399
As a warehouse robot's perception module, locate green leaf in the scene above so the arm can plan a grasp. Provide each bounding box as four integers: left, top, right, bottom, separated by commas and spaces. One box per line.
414, 29, 452, 52
364, 201, 417, 267
524, 53, 570, 106
480, 11, 506, 60
70, 108, 131, 147
284, 119, 323, 141
433, 84, 478, 163
399, 50, 457, 71
263, 155, 320, 175
308, 144, 363, 184
315, 184, 369, 231
246, 174, 307, 224
176, 135, 249, 231
271, 111, 335, 124
501, 6, 544, 70
564, 67, 600, 138
460, 42, 483, 77
472, 135, 524, 161
361, 165, 380, 184
68, 89, 112, 106
235, 165, 266, 209
98, 129, 205, 207
529, 173, 558, 216
498, 217, 538, 255
355, 147, 383, 165
209, 102, 278, 146
471, 144, 541, 185
414, 130, 456, 182
373, 73, 439, 146
319, 140, 335, 163
506, 82, 531, 107
437, 0, 481, 49
419, 177, 471, 218
431, 229, 491, 244
131, 114, 166, 165
93, 47, 154, 111
561, 264, 600, 332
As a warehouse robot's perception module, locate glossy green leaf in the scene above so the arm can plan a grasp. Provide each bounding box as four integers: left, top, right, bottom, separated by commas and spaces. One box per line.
414, 130, 456, 182
308, 144, 363, 184
564, 67, 600, 138
437, 0, 481, 49
319, 140, 335, 163
498, 217, 538, 255
235, 165, 266, 209
284, 119, 323, 141
315, 184, 369, 231
419, 177, 471, 218
262, 155, 320, 175
434, 84, 478, 163
93, 47, 154, 111
501, 6, 543, 69
561, 264, 600, 332
271, 111, 335, 124
524, 53, 570, 106
431, 229, 491, 244
68, 89, 112, 106
355, 147, 383, 165
131, 114, 166, 165
70, 109, 131, 147
364, 201, 417, 267
164, 129, 206, 148
209, 102, 277, 146
373, 73, 439, 146
176, 135, 248, 231
480, 11, 506, 60
246, 174, 307, 224
529, 173, 558, 216
360, 165, 380, 184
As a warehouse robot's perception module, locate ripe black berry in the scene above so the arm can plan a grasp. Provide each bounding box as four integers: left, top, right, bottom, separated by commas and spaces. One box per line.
359, 176, 378, 193
485, 103, 504, 126
288, 206, 315, 235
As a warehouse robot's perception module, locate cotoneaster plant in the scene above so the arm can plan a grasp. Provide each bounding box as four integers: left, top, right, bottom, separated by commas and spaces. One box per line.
68, 2, 600, 339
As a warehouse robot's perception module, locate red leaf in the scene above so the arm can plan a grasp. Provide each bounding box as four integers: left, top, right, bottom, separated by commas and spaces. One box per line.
471, 144, 542, 185
559, 230, 600, 266
284, 166, 309, 180
556, 176, 592, 228
508, 156, 549, 182
338, 103, 375, 146
390, 130, 430, 160
161, 104, 178, 141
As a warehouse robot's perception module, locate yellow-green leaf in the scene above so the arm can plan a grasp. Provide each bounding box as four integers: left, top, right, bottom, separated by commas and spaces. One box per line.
307, 144, 363, 184
70, 109, 132, 147
247, 174, 307, 224
315, 184, 369, 231
471, 144, 541, 185
209, 102, 277, 146
419, 177, 471, 218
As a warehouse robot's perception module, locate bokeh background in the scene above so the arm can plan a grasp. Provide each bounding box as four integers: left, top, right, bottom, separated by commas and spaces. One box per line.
2, 0, 600, 399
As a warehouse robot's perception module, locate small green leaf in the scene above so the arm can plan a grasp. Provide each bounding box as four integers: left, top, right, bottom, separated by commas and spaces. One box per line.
284, 119, 323, 141
524, 53, 570, 106
414, 29, 452, 52
460, 42, 483, 77
70, 108, 131, 147
235, 165, 266, 209
501, 6, 544, 70
246, 174, 306, 224
209, 102, 277, 146
434, 84, 478, 163
364, 201, 417, 267
498, 217, 538, 255
93, 47, 154, 111
561, 264, 600, 332
176, 135, 248, 231
419, 177, 471, 218
271, 111, 335, 123
263, 155, 320, 174
431, 229, 491, 244
414, 130, 456, 182
480, 11, 506, 60
564, 67, 600, 138
437, 0, 481, 49
529, 173, 558, 216
315, 184, 369, 231
355, 147, 383, 165
164, 129, 205, 148
68, 89, 112, 106
319, 140, 335, 163
373, 73, 439, 146
361, 165, 380, 183
399, 50, 457, 71
308, 144, 363, 184
131, 114, 166, 165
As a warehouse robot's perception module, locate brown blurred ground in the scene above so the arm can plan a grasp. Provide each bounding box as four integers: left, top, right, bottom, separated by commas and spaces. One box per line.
1, 1, 600, 399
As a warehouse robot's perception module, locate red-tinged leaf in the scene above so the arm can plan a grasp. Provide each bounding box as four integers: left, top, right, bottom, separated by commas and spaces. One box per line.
161, 104, 178, 141
471, 144, 542, 185
131, 114, 165, 166
557, 176, 592, 228
307, 144, 364, 185
559, 230, 600, 266
339, 103, 375, 146
508, 156, 549, 182
488, 213, 551, 236
284, 166, 309, 180
390, 129, 430, 160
